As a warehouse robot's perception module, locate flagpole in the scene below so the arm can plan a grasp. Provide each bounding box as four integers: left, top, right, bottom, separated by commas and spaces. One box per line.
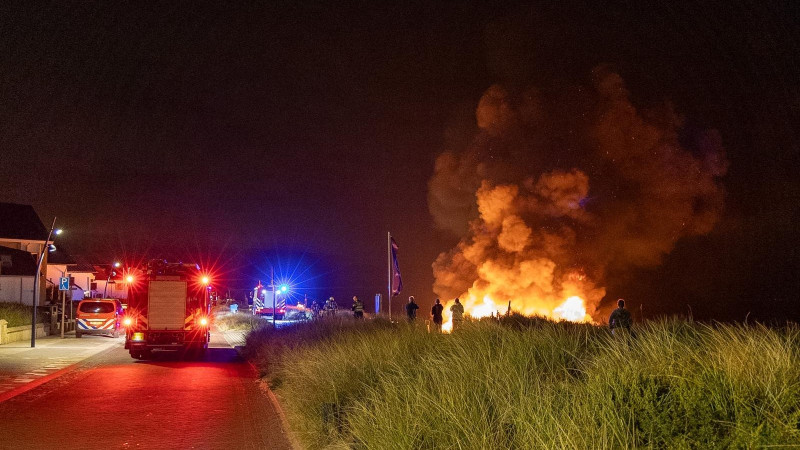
387, 231, 392, 321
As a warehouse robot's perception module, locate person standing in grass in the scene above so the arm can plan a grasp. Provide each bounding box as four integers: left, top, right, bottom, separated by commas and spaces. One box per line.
431, 298, 444, 332
450, 298, 464, 331
352, 295, 364, 319
310, 299, 321, 318
609, 298, 633, 336
405, 296, 419, 322
324, 296, 337, 317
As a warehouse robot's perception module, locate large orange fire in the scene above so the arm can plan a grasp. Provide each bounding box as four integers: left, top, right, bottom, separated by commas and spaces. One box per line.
428, 68, 728, 333
441, 292, 592, 332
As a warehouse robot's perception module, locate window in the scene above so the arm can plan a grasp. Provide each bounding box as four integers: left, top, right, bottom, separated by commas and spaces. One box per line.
79, 302, 115, 313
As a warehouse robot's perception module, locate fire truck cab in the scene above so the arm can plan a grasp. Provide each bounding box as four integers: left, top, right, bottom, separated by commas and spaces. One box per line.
124, 260, 211, 359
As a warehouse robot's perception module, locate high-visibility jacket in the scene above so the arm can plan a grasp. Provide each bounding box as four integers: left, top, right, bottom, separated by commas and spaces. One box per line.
352, 301, 364, 312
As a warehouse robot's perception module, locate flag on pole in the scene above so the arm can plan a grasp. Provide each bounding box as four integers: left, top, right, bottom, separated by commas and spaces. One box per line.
390, 237, 403, 297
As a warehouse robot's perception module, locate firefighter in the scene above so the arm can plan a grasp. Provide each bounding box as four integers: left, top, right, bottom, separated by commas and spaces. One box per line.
609, 298, 633, 336
450, 298, 464, 331
324, 296, 337, 317
431, 298, 444, 332
310, 299, 321, 318
352, 295, 364, 319
405, 296, 419, 322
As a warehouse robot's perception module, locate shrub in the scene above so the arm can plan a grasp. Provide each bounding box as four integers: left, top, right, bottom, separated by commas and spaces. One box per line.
0, 302, 46, 327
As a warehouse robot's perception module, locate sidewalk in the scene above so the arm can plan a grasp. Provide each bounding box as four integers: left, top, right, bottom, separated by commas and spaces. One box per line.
0, 332, 122, 400
219, 329, 248, 348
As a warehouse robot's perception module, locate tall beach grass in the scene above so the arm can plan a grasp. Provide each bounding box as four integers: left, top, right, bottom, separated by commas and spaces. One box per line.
245, 316, 800, 449
213, 311, 267, 332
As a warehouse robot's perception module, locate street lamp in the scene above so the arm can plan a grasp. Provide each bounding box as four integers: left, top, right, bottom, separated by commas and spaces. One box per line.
31, 218, 60, 348
103, 261, 121, 297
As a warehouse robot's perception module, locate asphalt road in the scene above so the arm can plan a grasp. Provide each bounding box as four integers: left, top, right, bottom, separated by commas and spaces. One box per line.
0, 332, 293, 450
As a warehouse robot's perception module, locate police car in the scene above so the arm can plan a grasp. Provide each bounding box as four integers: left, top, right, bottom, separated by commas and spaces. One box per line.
75, 299, 124, 338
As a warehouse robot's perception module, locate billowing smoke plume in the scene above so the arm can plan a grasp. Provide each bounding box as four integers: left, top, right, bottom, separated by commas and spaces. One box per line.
429, 66, 728, 322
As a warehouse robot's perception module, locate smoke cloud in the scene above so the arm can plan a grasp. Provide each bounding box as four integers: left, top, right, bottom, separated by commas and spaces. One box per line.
429, 66, 727, 321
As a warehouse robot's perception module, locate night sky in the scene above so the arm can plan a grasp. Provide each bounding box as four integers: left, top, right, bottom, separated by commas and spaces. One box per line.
1, 2, 798, 321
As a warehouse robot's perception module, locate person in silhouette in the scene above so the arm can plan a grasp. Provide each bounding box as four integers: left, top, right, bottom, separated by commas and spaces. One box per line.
405, 296, 419, 322
609, 298, 633, 336
431, 298, 444, 332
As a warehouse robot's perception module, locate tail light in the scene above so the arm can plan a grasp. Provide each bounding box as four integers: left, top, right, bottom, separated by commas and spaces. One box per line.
131, 332, 145, 341
199, 317, 208, 326
123, 317, 133, 326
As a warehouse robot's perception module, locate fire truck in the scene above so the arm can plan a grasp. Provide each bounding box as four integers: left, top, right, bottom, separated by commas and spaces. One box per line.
123, 260, 211, 359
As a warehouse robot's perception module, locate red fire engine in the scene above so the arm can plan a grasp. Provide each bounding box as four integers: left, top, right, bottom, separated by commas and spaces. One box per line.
123, 260, 211, 359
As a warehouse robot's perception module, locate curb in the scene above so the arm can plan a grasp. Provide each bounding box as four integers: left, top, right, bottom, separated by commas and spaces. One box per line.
0, 343, 119, 403
256, 369, 304, 450
223, 332, 303, 450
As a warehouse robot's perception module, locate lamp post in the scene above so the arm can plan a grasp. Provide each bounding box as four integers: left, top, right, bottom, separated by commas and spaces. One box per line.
31, 218, 60, 348
103, 261, 121, 298
271, 267, 276, 328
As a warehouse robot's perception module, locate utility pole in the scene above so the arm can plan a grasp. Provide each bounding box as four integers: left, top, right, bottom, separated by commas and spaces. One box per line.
387, 232, 392, 321
60, 282, 67, 338
271, 266, 276, 328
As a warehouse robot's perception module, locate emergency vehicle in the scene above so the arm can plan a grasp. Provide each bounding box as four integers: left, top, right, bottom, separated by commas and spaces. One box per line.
253, 283, 288, 319
123, 260, 211, 359
75, 298, 124, 338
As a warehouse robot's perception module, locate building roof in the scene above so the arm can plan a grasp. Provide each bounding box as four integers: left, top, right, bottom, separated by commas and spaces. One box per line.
47, 245, 76, 265
0, 245, 38, 276
0, 203, 48, 241
66, 263, 96, 273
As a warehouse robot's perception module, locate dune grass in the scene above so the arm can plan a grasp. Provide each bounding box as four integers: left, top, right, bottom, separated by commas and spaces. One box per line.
245, 316, 800, 449
214, 311, 268, 332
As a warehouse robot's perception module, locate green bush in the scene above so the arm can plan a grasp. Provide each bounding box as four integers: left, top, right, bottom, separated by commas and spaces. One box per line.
0, 302, 45, 327
246, 317, 800, 449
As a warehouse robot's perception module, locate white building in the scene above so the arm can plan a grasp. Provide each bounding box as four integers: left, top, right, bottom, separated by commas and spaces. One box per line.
0, 203, 50, 304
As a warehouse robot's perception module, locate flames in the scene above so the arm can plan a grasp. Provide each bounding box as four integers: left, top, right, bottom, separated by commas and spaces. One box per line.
553, 296, 591, 322
441, 293, 592, 332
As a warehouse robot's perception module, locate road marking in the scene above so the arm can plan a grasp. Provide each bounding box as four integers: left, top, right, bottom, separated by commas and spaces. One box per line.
0, 344, 121, 403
